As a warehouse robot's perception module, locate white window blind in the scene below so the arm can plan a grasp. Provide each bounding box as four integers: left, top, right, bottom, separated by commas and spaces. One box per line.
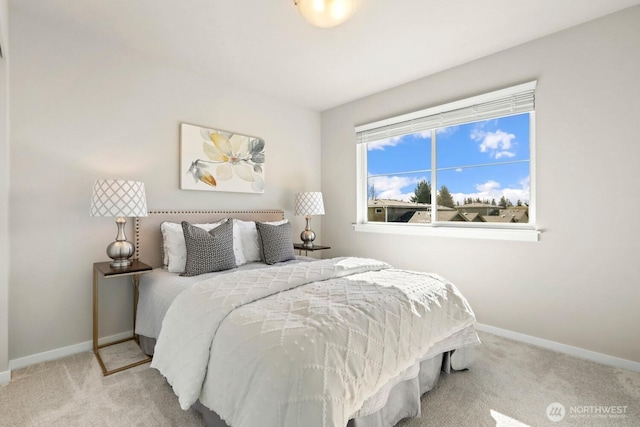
355, 81, 536, 144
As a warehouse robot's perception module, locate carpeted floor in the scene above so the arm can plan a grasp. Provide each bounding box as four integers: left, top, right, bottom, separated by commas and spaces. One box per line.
0, 331, 638, 426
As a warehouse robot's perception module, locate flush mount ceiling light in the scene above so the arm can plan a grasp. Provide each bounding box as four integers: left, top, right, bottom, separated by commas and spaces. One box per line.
294, 0, 357, 28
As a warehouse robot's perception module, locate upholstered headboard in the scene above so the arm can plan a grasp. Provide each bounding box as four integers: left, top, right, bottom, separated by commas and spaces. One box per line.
134, 210, 285, 268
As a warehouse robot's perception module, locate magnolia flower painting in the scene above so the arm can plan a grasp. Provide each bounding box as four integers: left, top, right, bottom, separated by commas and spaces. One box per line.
180, 123, 265, 193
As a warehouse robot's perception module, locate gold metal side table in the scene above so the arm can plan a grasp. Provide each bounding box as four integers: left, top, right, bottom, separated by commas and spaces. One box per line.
93, 260, 153, 376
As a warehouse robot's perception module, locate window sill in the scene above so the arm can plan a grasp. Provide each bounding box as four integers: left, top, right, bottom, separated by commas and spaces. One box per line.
353, 223, 540, 242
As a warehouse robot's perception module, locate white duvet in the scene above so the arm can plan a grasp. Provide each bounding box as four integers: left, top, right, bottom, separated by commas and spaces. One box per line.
136, 259, 309, 340
151, 257, 477, 427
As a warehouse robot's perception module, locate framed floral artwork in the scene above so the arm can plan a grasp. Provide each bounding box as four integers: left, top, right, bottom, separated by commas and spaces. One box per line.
180, 123, 265, 193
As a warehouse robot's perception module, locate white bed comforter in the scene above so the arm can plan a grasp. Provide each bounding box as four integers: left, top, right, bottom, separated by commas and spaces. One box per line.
151, 257, 476, 427
136, 259, 309, 340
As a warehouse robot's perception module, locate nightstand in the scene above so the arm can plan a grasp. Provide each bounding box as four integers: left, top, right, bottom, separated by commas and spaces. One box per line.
93, 260, 153, 376
293, 243, 331, 256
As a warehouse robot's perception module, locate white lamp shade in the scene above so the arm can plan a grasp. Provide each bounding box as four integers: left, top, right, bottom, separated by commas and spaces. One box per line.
90, 179, 148, 217
295, 192, 325, 216
295, 0, 357, 28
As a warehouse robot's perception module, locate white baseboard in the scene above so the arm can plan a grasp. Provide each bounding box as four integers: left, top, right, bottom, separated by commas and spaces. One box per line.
8, 331, 133, 372
0, 369, 10, 384
475, 323, 640, 373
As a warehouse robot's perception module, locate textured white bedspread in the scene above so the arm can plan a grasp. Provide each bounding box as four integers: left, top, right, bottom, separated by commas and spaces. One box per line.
136, 258, 310, 339
151, 257, 477, 427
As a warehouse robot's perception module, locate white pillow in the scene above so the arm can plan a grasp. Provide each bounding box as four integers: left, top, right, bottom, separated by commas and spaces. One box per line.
233, 219, 288, 265
161, 220, 226, 273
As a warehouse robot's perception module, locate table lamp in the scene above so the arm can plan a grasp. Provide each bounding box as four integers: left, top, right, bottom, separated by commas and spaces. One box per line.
294, 192, 325, 249
90, 179, 148, 268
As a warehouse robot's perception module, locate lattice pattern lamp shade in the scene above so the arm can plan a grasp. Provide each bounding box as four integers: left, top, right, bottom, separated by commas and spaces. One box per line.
294, 192, 325, 217
90, 180, 148, 268
294, 192, 324, 249
90, 180, 148, 218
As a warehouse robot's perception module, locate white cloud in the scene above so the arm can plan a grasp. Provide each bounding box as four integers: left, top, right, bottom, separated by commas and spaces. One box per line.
471, 129, 517, 159
476, 180, 500, 192
370, 175, 530, 206
415, 130, 432, 139
495, 151, 516, 159
437, 126, 458, 136
367, 130, 431, 151
369, 175, 424, 202
367, 136, 403, 151
450, 178, 530, 205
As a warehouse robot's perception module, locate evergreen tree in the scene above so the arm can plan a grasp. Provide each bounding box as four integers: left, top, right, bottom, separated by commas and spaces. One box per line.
437, 185, 455, 208
491, 198, 496, 206
368, 183, 377, 200
516, 199, 522, 207
499, 195, 508, 208
410, 180, 431, 204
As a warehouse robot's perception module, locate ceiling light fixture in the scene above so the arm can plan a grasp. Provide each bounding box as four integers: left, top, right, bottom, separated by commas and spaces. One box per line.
294, 0, 357, 28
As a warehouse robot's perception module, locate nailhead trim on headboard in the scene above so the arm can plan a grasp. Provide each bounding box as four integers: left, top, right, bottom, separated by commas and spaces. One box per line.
133, 210, 285, 267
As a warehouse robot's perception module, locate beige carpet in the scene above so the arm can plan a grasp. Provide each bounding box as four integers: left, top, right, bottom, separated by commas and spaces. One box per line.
0, 331, 638, 426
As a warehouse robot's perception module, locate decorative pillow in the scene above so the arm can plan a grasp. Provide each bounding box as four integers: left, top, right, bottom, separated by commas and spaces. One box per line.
161, 220, 226, 273
255, 221, 295, 265
181, 220, 236, 276
233, 219, 288, 265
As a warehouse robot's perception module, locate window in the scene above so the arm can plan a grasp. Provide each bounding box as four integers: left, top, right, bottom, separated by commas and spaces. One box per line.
355, 81, 538, 241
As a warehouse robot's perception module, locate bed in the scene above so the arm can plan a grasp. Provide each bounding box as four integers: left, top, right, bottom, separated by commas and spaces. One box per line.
134, 210, 479, 427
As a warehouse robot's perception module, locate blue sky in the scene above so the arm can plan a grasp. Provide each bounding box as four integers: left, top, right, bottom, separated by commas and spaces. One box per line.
367, 113, 531, 205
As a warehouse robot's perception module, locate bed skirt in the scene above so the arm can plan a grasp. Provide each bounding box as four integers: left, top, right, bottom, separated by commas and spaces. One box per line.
139, 326, 477, 427
189, 347, 473, 427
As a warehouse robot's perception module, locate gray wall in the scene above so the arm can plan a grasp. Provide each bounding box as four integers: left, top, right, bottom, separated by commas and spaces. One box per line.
8, 7, 321, 360
321, 7, 640, 363
0, 0, 9, 375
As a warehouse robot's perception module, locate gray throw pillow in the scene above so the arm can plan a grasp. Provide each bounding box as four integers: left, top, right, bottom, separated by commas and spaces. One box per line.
181, 220, 236, 276
256, 221, 295, 265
